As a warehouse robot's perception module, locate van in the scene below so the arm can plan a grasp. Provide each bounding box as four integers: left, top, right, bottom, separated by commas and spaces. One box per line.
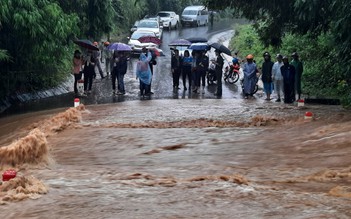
181, 6, 209, 27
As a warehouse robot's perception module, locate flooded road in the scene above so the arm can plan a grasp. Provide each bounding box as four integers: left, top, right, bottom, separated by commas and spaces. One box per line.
1, 20, 351, 218
1, 99, 351, 218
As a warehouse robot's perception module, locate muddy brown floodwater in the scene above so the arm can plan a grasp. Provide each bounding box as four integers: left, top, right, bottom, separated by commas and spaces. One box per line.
0, 99, 351, 218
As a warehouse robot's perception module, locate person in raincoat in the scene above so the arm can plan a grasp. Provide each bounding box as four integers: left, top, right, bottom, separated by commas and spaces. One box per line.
281, 56, 296, 104
261, 52, 274, 101
136, 50, 152, 97
290, 52, 303, 100
242, 54, 258, 99
272, 54, 284, 102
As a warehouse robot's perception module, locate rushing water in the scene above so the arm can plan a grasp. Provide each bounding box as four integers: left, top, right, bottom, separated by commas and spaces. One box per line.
0, 99, 350, 218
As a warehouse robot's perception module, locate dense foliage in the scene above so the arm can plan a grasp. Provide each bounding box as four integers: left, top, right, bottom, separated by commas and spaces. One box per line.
231, 25, 343, 98
207, 0, 351, 106
0, 0, 199, 99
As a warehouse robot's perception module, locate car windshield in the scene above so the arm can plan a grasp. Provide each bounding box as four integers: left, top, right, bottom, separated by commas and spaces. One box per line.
182, 10, 197, 15
131, 32, 155, 40
138, 21, 158, 28
158, 13, 170, 17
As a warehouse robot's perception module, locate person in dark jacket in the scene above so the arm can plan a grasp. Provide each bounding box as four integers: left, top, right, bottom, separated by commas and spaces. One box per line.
291, 52, 303, 100
83, 54, 95, 95
115, 52, 128, 95
281, 56, 296, 103
214, 50, 224, 96
171, 49, 181, 89
261, 52, 274, 100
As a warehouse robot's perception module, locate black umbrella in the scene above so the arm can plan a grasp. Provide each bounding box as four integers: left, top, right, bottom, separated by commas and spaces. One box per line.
74, 39, 99, 51
209, 42, 231, 56
186, 37, 207, 43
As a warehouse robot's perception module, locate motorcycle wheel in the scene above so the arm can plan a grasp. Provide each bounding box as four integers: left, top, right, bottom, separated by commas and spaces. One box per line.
228, 73, 239, 84
207, 75, 214, 85
253, 84, 259, 94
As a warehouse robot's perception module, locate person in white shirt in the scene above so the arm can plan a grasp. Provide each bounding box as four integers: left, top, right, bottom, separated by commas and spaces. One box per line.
272, 54, 284, 102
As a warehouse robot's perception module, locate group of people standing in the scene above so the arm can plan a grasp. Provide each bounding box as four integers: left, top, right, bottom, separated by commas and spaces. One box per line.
72, 41, 129, 96
73, 42, 304, 103
243, 52, 303, 103
171, 49, 224, 96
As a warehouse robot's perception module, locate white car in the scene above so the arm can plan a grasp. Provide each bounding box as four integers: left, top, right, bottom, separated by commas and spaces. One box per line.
157, 11, 180, 30
130, 21, 139, 33
136, 19, 163, 39
128, 30, 158, 54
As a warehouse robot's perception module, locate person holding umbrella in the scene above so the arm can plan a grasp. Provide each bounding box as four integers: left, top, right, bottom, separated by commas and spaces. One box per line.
112, 51, 128, 95
214, 50, 224, 96
171, 49, 182, 90
181, 50, 192, 91
82, 52, 96, 95
208, 43, 231, 96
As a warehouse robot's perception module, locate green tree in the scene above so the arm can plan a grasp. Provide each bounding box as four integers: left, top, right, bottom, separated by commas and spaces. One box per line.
207, 0, 351, 106
86, 0, 114, 39
0, 0, 79, 97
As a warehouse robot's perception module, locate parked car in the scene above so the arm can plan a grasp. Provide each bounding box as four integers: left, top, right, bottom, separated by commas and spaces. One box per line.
130, 21, 139, 33
181, 5, 209, 27
144, 15, 161, 24
136, 19, 163, 39
128, 30, 158, 54
157, 11, 180, 30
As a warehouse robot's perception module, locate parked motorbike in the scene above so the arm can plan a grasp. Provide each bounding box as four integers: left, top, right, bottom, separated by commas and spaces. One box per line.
207, 60, 217, 85
240, 76, 259, 95
223, 62, 240, 84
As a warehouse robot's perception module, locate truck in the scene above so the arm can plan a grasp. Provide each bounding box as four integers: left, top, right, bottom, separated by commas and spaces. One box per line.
157, 11, 180, 30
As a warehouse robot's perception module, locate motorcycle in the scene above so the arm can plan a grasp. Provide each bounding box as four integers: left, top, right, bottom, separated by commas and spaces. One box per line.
223, 62, 240, 84
240, 75, 259, 95
206, 60, 217, 85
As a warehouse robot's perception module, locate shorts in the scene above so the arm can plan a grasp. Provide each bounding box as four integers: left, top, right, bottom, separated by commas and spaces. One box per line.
263, 82, 273, 94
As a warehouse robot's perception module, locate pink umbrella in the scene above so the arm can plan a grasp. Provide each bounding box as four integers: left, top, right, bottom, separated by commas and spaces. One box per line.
138, 36, 162, 45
